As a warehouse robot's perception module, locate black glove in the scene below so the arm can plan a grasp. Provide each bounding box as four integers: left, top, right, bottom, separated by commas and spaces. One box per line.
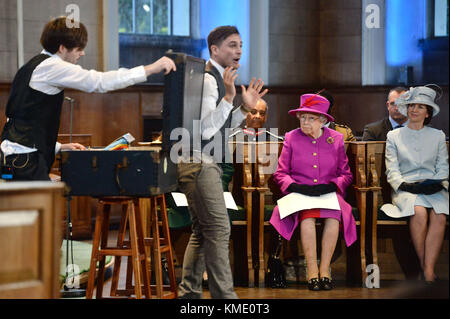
416, 183, 444, 195
287, 183, 337, 196
398, 182, 421, 194
399, 181, 444, 195
310, 183, 338, 195
287, 183, 321, 196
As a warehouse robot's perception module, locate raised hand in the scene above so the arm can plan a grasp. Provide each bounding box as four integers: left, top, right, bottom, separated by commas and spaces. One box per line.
241, 78, 269, 111
223, 67, 239, 103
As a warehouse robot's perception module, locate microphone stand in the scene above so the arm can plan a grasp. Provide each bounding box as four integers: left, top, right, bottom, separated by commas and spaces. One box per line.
66, 96, 74, 143
60, 96, 85, 298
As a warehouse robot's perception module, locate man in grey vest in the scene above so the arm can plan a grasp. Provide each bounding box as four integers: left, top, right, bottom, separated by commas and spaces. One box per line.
177, 26, 267, 299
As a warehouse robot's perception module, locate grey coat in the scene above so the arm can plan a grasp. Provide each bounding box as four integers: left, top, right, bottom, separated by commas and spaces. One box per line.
381, 126, 449, 218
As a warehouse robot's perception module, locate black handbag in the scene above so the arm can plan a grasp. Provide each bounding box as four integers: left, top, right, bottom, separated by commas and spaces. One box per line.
266, 235, 286, 288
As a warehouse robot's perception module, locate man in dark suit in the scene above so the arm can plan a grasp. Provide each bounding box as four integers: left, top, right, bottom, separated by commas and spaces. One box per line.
362, 87, 407, 141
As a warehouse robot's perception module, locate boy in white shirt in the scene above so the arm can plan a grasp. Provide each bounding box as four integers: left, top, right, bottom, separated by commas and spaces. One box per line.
1, 16, 176, 180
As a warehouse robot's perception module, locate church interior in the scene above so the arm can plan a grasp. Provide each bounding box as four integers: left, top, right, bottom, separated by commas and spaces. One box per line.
0, 0, 448, 303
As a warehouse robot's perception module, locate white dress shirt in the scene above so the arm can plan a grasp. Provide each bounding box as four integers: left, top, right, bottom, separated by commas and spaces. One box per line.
200, 59, 246, 140
388, 116, 408, 129
1, 49, 147, 157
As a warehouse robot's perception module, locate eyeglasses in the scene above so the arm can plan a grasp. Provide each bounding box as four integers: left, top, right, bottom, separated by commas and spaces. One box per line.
299, 115, 320, 123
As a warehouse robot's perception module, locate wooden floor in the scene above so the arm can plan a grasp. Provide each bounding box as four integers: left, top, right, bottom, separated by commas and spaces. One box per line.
86, 230, 448, 300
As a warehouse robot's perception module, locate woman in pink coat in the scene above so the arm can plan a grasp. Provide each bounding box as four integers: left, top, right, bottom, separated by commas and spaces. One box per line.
270, 93, 356, 291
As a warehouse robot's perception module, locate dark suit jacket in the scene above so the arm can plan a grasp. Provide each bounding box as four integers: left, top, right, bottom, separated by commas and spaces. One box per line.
362, 117, 393, 141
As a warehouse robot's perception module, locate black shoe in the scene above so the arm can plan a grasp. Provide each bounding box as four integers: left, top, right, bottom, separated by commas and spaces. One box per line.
320, 277, 334, 290
307, 278, 321, 291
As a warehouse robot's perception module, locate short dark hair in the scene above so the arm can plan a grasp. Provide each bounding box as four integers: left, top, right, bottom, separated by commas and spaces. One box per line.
387, 86, 407, 100
424, 105, 434, 125
40, 16, 88, 54
207, 26, 240, 55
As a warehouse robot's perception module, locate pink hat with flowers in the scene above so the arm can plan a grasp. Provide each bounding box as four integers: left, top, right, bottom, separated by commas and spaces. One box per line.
288, 92, 334, 123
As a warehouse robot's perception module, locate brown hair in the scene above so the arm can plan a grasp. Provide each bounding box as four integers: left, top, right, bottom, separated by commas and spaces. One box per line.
424, 105, 434, 125
207, 26, 240, 55
40, 16, 88, 54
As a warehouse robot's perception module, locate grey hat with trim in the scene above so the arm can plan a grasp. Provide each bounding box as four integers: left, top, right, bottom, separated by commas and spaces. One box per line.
395, 85, 440, 117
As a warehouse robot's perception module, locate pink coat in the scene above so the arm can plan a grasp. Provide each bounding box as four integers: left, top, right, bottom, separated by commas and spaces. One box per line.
269, 127, 357, 247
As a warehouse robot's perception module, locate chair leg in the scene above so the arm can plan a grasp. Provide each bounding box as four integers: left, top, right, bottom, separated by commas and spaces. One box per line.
357, 190, 367, 286
258, 190, 266, 288
125, 253, 133, 290
86, 202, 105, 299
134, 200, 152, 298
110, 203, 129, 296
158, 195, 178, 297
128, 201, 143, 299
244, 189, 254, 288
95, 204, 111, 298
372, 190, 380, 267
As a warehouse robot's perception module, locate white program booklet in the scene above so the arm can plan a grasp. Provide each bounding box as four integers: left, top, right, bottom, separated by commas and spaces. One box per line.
277, 192, 340, 220
171, 192, 189, 207
223, 192, 238, 211
171, 192, 238, 211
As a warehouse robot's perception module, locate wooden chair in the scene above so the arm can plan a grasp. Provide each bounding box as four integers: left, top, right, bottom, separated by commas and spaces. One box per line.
86, 197, 151, 299
343, 141, 370, 285
235, 141, 369, 286
229, 141, 256, 287
254, 141, 283, 288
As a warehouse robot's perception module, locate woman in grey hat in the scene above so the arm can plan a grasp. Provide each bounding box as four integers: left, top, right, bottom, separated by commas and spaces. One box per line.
381, 85, 448, 284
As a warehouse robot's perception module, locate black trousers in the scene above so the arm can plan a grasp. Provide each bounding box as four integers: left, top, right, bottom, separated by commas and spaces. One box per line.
1, 151, 50, 181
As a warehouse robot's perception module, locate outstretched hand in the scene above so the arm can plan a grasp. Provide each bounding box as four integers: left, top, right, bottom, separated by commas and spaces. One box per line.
241, 78, 269, 111
61, 143, 86, 151
145, 56, 177, 76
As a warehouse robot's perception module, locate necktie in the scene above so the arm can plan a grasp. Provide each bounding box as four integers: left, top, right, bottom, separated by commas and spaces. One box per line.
394, 125, 403, 129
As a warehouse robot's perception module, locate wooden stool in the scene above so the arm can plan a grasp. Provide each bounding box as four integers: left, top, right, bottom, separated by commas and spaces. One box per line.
142, 195, 177, 299
86, 197, 151, 299
110, 195, 177, 299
